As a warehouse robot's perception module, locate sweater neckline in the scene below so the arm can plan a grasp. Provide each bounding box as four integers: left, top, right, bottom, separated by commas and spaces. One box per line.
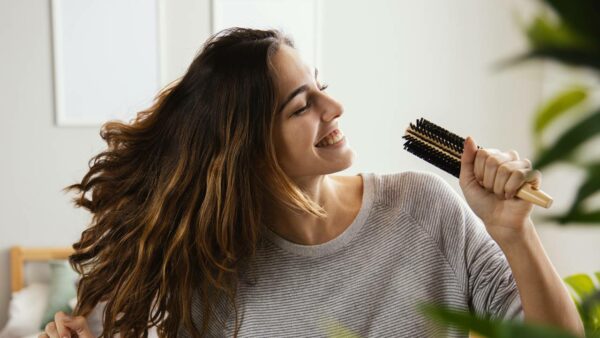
264, 172, 375, 258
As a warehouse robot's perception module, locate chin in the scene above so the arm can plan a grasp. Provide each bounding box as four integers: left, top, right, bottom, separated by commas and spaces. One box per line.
284, 148, 357, 177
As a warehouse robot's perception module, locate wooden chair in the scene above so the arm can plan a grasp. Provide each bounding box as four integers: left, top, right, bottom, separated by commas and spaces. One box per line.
10, 246, 74, 292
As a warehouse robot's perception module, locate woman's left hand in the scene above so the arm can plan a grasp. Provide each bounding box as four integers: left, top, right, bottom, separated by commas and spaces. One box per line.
459, 136, 542, 243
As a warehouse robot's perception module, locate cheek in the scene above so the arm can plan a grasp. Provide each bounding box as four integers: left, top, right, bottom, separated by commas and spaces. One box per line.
292, 122, 316, 147
277, 123, 315, 155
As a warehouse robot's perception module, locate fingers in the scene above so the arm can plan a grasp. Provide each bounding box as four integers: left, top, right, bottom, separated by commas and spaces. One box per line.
482, 151, 512, 190
54, 311, 71, 338
474, 148, 540, 200
63, 315, 95, 338
42, 321, 59, 338
43, 312, 95, 338
460, 136, 478, 182
507, 169, 542, 198
493, 161, 527, 200
474, 148, 509, 188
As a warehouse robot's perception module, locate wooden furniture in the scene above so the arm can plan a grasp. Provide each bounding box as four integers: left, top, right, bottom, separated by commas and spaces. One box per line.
10, 246, 74, 292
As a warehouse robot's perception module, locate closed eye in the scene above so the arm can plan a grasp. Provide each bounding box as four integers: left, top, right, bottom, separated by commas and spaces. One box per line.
292, 83, 329, 116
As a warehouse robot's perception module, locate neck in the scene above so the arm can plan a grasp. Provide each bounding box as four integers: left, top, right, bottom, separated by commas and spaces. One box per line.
264, 174, 360, 245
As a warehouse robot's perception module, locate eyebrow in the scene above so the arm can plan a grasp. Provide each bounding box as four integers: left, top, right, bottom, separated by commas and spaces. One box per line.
278, 68, 319, 114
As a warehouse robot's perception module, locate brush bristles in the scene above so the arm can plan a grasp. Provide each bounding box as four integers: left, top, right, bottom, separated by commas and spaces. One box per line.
402, 118, 473, 178
403, 135, 461, 178
410, 118, 466, 155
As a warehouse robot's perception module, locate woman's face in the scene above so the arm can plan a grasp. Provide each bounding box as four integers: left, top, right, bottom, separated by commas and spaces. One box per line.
271, 44, 355, 179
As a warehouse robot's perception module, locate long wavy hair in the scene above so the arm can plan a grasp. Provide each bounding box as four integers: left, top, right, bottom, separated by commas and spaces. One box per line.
64, 27, 327, 337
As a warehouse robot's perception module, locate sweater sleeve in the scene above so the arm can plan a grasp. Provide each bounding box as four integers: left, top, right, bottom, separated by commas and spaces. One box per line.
462, 200, 525, 321
407, 171, 524, 321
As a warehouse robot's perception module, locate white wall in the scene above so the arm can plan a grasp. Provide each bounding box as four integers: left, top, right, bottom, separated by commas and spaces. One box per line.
1, 0, 105, 327
0, 0, 212, 327
1, 0, 599, 328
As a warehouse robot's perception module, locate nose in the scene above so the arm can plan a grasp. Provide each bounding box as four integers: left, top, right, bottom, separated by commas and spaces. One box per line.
319, 94, 344, 122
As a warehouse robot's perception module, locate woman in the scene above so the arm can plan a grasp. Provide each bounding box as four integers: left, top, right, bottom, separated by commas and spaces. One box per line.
40, 27, 583, 338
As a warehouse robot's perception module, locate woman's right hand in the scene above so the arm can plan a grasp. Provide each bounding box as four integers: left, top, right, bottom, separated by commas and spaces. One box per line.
39, 311, 95, 338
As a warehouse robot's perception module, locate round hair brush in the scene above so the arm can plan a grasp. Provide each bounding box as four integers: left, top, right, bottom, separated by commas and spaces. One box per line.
402, 117, 553, 208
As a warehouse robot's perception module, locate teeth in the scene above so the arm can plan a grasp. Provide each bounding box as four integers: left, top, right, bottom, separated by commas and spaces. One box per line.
317, 129, 344, 147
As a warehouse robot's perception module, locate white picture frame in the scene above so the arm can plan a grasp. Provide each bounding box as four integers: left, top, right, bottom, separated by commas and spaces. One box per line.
50, 0, 161, 127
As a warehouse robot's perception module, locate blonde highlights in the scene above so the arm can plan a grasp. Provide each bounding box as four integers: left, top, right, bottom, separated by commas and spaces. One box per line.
64, 27, 326, 337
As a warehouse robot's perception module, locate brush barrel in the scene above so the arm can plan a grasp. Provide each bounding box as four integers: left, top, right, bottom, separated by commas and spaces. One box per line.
516, 183, 553, 208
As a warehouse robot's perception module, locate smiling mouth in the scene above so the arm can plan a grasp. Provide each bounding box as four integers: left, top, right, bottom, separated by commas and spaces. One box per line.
315, 129, 345, 147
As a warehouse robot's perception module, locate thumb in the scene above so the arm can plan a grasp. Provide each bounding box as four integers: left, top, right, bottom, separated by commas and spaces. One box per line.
63, 316, 95, 338
460, 136, 478, 184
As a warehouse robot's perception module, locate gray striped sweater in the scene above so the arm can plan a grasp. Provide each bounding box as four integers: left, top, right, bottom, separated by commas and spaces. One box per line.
184, 171, 524, 337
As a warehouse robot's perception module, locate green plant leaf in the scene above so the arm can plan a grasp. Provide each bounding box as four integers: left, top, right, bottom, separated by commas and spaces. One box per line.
526, 15, 593, 51
418, 303, 580, 338
580, 289, 600, 333
543, 209, 600, 225
418, 303, 487, 336
498, 13, 600, 72
527, 49, 600, 72
564, 274, 597, 301
560, 164, 600, 217
495, 49, 600, 74
539, 163, 600, 225
540, 0, 600, 39
578, 163, 600, 201
561, 273, 600, 334
533, 87, 588, 137
319, 317, 361, 338
533, 109, 600, 170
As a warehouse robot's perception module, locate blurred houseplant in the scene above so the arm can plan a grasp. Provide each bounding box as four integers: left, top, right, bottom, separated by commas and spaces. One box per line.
521, 0, 600, 225
418, 0, 600, 337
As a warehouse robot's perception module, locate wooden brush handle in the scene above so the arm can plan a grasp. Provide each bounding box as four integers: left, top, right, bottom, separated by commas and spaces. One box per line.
515, 182, 553, 208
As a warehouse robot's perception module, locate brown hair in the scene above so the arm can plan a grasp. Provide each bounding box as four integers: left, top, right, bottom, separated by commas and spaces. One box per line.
64, 27, 327, 337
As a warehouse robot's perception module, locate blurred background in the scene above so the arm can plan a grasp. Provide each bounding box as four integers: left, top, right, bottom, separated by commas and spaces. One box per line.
1, 0, 599, 331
